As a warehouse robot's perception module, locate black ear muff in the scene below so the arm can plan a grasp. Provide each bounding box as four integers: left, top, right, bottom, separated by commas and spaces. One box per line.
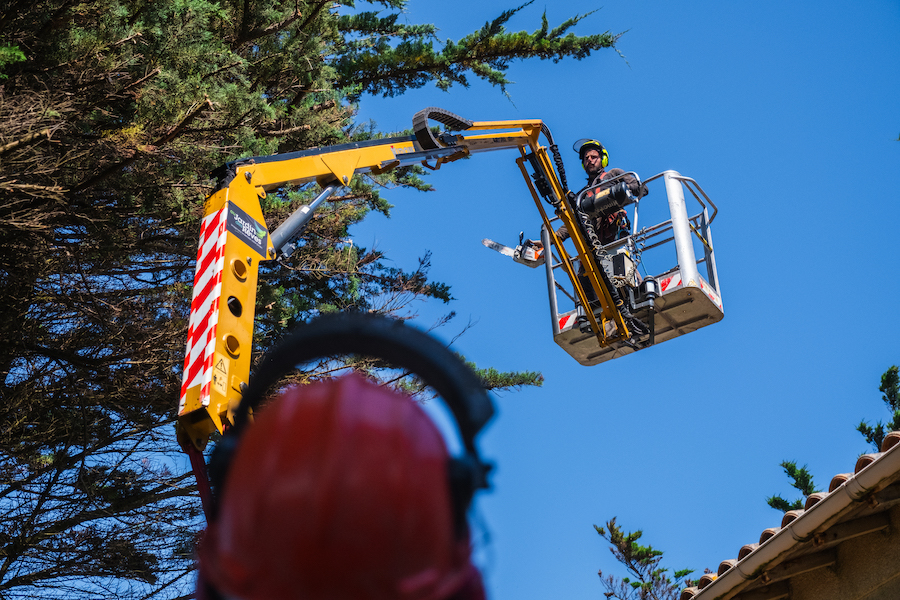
209, 312, 495, 536
447, 454, 487, 537
207, 434, 239, 509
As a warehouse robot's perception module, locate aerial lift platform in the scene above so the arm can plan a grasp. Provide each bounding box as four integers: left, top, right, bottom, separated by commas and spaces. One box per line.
539, 170, 723, 365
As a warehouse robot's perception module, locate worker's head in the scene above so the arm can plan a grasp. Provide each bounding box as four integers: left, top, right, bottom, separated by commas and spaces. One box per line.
197, 313, 493, 600
574, 139, 608, 176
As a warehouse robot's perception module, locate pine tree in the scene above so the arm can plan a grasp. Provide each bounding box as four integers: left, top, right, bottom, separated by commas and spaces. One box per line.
857, 365, 900, 451
0, 1, 618, 597
595, 518, 695, 600
765, 461, 819, 513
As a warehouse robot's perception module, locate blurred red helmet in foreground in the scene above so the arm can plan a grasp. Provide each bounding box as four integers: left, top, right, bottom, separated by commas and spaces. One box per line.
198, 373, 484, 600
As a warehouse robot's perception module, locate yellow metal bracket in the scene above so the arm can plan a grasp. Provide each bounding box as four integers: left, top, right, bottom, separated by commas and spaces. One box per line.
177, 172, 275, 451
320, 151, 362, 187
422, 148, 470, 171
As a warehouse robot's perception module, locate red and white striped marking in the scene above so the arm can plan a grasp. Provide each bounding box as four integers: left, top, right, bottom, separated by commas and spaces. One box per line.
179, 207, 228, 414
699, 280, 723, 311
659, 273, 682, 292
558, 314, 577, 331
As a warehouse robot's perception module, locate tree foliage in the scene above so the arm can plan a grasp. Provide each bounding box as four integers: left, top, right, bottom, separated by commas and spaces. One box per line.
765, 461, 819, 512
335, 0, 620, 100
0, 1, 618, 597
857, 365, 900, 451
0, 45, 25, 79
595, 518, 694, 600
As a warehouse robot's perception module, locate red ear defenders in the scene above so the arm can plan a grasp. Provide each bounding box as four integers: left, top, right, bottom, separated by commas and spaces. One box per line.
199, 312, 494, 600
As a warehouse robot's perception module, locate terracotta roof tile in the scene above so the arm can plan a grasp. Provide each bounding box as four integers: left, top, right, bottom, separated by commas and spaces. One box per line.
827, 472, 850, 493
803, 491, 827, 510
737, 542, 757, 561
717, 558, 737, 577
855, 452, 879, 473
680, 586, 698, 600
759, 527, 778, 544
698, 572, 717, 589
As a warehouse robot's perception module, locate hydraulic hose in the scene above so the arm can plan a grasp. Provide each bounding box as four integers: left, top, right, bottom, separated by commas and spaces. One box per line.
541, 123, 569, 192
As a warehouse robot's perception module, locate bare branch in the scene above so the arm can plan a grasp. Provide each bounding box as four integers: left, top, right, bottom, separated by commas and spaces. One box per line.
0, 129, 52, 156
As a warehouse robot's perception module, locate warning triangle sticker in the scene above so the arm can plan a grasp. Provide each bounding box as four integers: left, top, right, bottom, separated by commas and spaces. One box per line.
215, 358, 227, 375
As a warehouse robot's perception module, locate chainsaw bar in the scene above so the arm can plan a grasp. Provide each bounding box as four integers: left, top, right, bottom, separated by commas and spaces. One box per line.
482, 238, 516, 258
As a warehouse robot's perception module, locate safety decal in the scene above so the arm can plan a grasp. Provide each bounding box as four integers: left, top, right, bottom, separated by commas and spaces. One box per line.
391, 144, 415, 155
226, 202, 269, 258
212, 353, 229, 397
559, 314, 576, 331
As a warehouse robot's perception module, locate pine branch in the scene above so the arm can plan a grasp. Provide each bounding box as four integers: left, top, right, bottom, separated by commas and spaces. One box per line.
334, 6, 621, 100
121, 67, 161, 94
152, 97, 215, 147
71, 98, 213, 193
595, 518, 693, 600
767, 461, 818, 513
2, 476, 195, 571
781, 461, 818, 496
857, 366, 900, 451
879, 366, 899, 411
297, 0, 332, 34
233, 9, 304, 47
766, 494, 802, 513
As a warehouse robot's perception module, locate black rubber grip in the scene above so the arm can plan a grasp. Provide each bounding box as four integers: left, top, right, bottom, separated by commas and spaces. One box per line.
412, 107, 474, 150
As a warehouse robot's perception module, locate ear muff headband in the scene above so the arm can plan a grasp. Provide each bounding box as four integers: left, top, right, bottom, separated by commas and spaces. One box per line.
211, 311, 495, 533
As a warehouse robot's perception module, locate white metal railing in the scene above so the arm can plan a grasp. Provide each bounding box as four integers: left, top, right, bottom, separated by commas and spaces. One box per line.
543, 171, 720, 335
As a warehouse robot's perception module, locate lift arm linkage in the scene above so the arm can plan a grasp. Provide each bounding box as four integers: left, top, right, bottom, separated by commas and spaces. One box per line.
515, 149, 633, 342
176, 107, 625, 452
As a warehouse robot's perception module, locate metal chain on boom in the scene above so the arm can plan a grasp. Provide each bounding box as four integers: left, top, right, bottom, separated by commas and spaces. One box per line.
578, 206, 605, 260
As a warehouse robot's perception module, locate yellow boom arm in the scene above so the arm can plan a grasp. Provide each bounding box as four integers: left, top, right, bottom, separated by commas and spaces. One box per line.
176, 108, 632, 451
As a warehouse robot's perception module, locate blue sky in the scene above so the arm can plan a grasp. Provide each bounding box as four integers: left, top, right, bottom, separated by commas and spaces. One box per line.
349, 1, 900, 597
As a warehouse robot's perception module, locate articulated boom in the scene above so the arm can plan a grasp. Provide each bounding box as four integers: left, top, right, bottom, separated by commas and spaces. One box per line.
176, 108, 652, 452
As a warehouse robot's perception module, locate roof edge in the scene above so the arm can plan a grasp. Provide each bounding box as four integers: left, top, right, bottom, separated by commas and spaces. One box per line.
690, 437, 900, 600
